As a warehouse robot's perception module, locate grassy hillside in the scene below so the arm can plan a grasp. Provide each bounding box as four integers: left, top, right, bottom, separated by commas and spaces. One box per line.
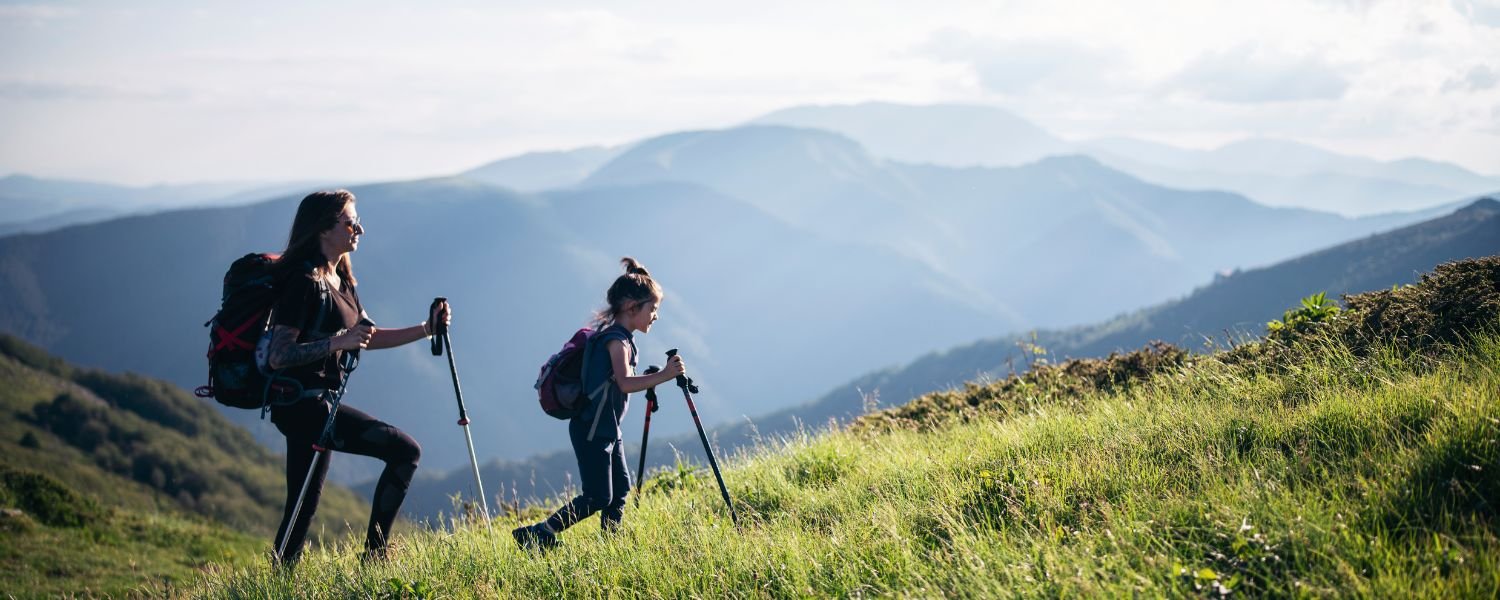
194, 259, 1499, 598
1, 468, 263, 598
395, 197, 1495, 516
0, 336, 368, 597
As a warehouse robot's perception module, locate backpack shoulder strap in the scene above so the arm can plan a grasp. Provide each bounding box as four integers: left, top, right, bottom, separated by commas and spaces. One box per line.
308, 276, 330, 336
348, 281, 368, 324
585, 326, 631, 440
267, 261, 329, 337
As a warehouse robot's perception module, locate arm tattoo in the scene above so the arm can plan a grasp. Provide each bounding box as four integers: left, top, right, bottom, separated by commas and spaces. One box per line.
267, 325, 332, 370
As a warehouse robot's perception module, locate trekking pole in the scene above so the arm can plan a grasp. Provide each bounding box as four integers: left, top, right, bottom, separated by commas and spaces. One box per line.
277, 340, 361, 563
431, 297, 491, 524
666, 349, 739, 525
633, 365, 661, 506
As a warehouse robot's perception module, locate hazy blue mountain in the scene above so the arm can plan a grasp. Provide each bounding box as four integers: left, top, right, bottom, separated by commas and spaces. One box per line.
583, 126, 922, 227
1080, 137, 1500, 216
1380, 157, 1500, 191
460, 146, 623, 192
751, 102, 1071, 167
585, 124, 1448, 327
1070, 137, 1201, 170
581, 126, 973, 292
1207, 139, 1500, 190
0, 207, 122, 237
1081, 140, 1497, 216
1215, 138, 1389, 175
391, 197, 1498, 517
744, 102, 1498, 216
0, 177, 1009, 484
0, 174, 328, 234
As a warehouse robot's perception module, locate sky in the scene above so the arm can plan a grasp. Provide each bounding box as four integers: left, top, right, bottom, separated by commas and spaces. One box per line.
1, 0, 1498, 185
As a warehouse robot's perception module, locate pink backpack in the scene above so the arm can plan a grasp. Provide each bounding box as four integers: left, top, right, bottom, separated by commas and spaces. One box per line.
534, 328, 597, 419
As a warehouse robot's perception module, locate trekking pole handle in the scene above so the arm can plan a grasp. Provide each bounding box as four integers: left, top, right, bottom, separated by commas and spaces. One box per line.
348, 317, 374, 365
429, 297, 446, 356
664, 349, 698, 394
643, 365, 661, 411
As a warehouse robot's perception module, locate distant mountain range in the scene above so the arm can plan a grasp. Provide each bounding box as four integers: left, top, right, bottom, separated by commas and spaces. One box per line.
0, 174, 1006, 484
0, 121, 1477, 485
461, 146, 624, 192
0, 174, 329, 236
752, 102, 1500, 216
391, 196, 1497, 518
753, 102, 1072, 168
787, 196, 1500, 428
581, 125, 1460, 327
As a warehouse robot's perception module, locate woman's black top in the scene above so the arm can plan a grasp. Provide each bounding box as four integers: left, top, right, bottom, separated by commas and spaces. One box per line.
271, 270, 364, 390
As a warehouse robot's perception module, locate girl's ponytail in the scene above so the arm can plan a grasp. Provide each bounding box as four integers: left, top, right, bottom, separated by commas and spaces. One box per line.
621, 257, 651, 278
592, 257, 664, 329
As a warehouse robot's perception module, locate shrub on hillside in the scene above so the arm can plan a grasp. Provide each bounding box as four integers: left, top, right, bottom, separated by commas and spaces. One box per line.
1340, 256, 1500, 355
28, 390, 274, 527
73, 371, 203, 438
1224, 256, 1500, 372
1265, 291, 1340, 340
856, 256, 1500, 434
0, 334, 74, 377
855, 341, 1189, 433
0, 467, 100, 528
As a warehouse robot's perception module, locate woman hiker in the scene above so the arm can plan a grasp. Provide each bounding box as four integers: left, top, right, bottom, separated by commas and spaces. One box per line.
266, 189, 451, 565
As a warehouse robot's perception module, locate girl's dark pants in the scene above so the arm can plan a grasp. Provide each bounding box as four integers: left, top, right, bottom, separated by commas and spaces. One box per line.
271, 398, 421, 564
546, 416, 631, 532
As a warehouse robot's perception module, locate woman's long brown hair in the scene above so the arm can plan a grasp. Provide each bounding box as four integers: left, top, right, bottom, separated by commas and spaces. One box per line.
280, 189, 357, 286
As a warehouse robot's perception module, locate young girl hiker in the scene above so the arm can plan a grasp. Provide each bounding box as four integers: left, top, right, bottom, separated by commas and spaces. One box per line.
266, 189, 451, 565
513, 257, 686, 549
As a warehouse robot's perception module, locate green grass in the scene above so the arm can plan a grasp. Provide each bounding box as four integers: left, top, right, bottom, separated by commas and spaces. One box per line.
190, 329, 1500, 598
0, 343, 368, 537
0, 336, 372, 597
1, 503, 265, 599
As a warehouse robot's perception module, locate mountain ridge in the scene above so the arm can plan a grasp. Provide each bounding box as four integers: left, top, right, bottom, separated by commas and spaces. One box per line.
754, 102, 1499, 216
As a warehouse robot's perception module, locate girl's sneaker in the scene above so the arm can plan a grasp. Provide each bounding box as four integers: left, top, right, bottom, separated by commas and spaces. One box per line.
511, 523, 558, 552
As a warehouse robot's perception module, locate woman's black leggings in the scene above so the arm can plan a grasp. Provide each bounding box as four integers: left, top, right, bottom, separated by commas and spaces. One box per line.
271, 398, 421, 563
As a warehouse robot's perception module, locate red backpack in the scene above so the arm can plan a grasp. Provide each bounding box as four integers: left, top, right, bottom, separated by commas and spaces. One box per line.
534, 328, 600, 419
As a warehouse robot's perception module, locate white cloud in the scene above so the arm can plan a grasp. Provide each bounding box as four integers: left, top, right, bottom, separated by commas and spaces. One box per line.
914, 29, 1124, 95
0, 0, 1497, 182
1451, 0, 1500, 27
1443, 64, 1500, 91
1166, 44, 1351, 103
